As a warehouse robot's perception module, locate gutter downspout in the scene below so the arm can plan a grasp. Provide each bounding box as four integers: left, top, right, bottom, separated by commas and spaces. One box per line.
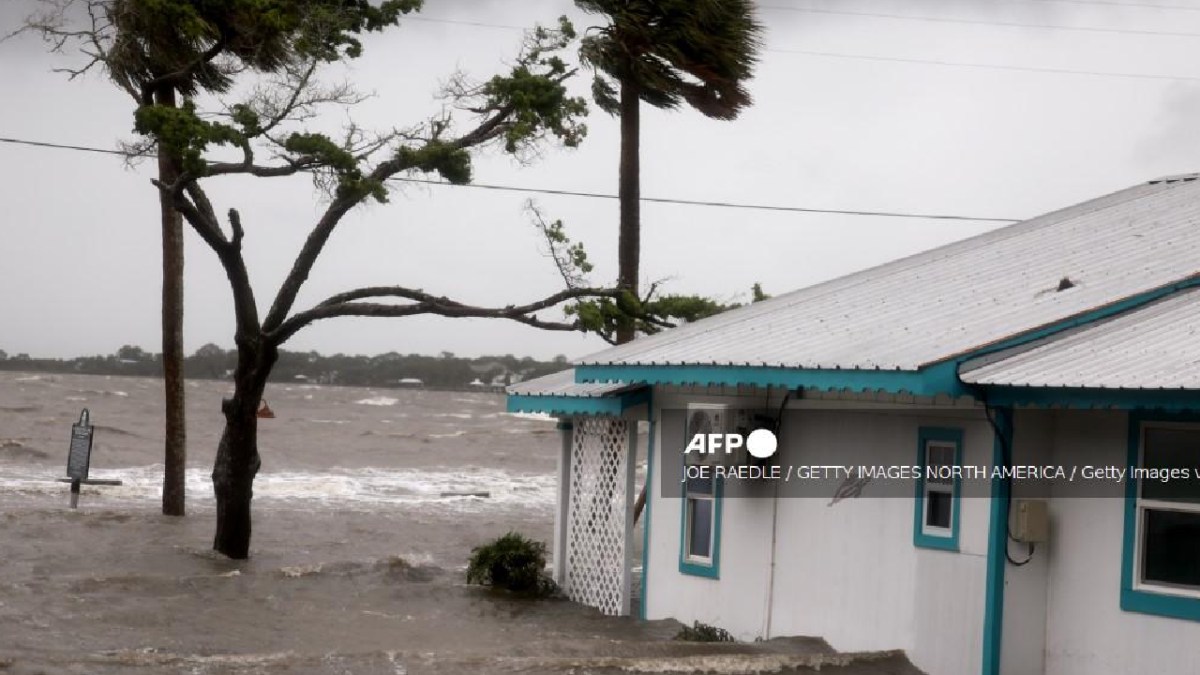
763, 389, 794, 638
639, 389, 655, 621
980, 400, 1013, 675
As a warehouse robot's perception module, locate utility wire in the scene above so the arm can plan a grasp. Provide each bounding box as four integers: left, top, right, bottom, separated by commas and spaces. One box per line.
405, 15, 1200, 82
758, 5, 1200, 38
0, 136, 1021, 223
1034, 0, 1200, 11
392, 177, 1020, 222
0, 136, 131, 157
772, 47, 1200, 81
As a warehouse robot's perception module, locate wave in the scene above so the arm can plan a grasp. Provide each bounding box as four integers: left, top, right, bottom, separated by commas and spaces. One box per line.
500, 412, 556, 422
355, 396, 398, 406
0, 465, 555, 511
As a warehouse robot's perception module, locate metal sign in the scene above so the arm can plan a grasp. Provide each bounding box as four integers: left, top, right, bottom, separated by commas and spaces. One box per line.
66, 409, 94, 480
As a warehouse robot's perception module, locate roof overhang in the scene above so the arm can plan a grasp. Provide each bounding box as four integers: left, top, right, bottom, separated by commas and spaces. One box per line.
505, 369, 649, 417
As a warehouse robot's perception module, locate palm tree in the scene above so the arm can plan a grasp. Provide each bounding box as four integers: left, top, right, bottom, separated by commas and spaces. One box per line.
577, 0, 763, 344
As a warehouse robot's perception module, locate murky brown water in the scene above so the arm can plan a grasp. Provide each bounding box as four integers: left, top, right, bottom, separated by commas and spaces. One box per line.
0, 372, 919, 674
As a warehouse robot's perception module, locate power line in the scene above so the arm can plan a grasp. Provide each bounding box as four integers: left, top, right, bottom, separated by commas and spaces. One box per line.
0, 136, 131, 157
0, 135, 1021, 223
772, 47, 1200, 81
1034, 0, 1200, 11
759, 4, 1200, 38
404, 14, 1200, 83
391, 178, 1019, 223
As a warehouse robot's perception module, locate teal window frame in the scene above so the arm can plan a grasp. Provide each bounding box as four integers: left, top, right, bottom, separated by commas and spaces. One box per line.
1121, 411, 1200, 621
679, 406, 723, 579
914, 426, 963, 551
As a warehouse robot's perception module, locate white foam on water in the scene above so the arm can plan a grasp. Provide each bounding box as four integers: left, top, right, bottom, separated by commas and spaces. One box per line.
355, 396, 398, 406
428, 430, 467, 439
500, 412, 556, 422
433, 413, 472, 419
0, 465, 554, 512
15, 375, 42, 382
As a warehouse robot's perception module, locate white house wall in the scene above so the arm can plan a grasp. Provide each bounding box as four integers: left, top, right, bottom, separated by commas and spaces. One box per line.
1001, 409, 1054, 675
1042, 410, 1200, 675
644, 391, 775, 638
644, 392, 994, 675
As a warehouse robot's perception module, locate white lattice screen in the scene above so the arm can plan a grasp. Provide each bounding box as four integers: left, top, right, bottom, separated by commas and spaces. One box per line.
564, 417, 633, 616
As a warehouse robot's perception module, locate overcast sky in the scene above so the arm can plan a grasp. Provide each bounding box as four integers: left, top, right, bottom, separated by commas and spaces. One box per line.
2, 0, 1200, 361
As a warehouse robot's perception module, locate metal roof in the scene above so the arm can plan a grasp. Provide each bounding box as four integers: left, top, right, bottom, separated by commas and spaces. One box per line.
507, 368, 635, 397
578, 176, 1200, 371
960, 288, 1200, 389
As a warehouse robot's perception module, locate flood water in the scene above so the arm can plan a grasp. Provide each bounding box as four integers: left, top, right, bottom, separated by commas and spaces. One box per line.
0, 372, 918, 675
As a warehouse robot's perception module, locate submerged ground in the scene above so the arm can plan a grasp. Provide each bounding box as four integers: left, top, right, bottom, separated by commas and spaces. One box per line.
0, 372, 919, 674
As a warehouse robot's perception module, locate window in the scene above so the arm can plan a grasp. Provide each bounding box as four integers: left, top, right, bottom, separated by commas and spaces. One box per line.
685, 467, 716, 561
680, 405, 723, 578
1134, 425, 1200, 594
914, 427, 962, 551
1122, 415, 1200, 621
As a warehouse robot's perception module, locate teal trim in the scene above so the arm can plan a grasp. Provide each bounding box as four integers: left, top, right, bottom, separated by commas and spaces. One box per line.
1120, 411, 1200, 621
506, 388, 649, 417
678, 477, 722, 578
982, 386, 1200, 411
639, 390, 655, 621
913, 427, 963, 551
982, 407, 1012, 675
577, 361, 965, 398
678, 407, 722, 579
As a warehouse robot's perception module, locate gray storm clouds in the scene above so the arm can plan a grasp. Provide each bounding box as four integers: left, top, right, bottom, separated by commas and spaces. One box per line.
2, 0, 1199, 359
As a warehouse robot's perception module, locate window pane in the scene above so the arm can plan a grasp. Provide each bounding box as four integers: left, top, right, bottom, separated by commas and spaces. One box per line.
1143, 428, 1200, 503
688, 498, 713, 559
926, 490, 953, 530
927, 443, 954, 486
1143, 508, 1200, 588
686, 475, 714, 496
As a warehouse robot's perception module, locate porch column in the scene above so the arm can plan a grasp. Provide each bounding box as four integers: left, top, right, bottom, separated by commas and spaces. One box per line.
553, 417, 573, 585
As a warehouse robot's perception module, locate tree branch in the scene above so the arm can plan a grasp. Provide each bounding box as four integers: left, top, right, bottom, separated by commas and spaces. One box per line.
268, 285, 623, 346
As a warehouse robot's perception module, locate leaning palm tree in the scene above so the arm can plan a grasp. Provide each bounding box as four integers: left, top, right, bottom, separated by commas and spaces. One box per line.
577, 0, 763, 344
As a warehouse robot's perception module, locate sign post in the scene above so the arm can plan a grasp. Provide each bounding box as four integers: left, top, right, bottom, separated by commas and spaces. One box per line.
66, 409, 94, 509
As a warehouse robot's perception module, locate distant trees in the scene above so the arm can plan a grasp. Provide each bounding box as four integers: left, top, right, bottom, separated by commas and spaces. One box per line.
0, 345, 568, 389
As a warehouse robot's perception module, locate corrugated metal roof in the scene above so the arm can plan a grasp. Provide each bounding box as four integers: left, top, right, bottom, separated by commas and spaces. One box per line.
507, 368, 635, 397
578, 176, 1200, 371
960, 288, 1200, 389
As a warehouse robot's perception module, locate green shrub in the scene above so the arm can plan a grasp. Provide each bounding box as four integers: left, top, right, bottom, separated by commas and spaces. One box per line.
674, 621, 736, 643
466, 532, 556, 596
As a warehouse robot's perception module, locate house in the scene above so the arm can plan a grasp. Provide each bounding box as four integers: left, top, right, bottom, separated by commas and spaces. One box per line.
506, 174, 1200, 675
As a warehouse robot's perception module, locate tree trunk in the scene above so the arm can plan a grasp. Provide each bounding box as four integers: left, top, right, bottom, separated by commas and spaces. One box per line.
212, 345, 275, 559
616, 81, 641, 345
156, 86, 187, 517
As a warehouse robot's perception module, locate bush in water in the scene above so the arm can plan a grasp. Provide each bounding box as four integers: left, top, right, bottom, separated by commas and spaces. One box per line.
675, 621, 736, 643
466, 532, 556, 597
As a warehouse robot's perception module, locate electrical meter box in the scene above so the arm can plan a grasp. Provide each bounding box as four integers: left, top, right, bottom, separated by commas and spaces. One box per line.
1013, 499, 1049, 543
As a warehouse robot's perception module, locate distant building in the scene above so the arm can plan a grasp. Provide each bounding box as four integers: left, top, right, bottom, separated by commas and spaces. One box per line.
508, 175, 1200, 675
397, 377, 424, 388
468, 378, 487, 387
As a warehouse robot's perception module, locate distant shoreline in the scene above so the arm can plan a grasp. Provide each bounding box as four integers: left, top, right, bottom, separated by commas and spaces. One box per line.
0, 369, 509, 395
0, 347, 569, 393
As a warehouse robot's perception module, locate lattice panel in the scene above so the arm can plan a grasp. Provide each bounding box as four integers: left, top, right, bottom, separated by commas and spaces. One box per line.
564, 417, 631, 616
